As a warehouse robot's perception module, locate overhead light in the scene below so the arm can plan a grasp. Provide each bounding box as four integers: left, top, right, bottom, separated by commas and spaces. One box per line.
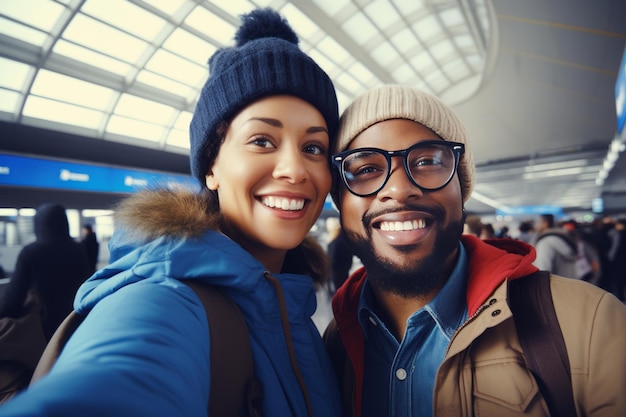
470, 190, 509, 210
523, 167, 585, 180
524, 159, 588, 173
596, 135, 626, 185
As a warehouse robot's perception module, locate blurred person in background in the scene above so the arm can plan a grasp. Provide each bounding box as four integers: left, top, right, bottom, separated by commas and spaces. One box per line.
0, 203, 89, 341
326, 217, 353, 295
79, 224, 99, 276
532, 214, 577, 279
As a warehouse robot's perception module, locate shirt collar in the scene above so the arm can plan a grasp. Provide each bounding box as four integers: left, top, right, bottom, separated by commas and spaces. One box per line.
358, 242, 468, 340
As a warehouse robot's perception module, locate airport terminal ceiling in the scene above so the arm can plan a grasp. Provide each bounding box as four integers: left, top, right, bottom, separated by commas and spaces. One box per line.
1, 0, 626, 215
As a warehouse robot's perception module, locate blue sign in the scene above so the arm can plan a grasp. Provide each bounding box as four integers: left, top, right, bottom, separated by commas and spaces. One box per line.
496, 205, 563, 217
0, 153, 198, 194
616, 44, 626, 135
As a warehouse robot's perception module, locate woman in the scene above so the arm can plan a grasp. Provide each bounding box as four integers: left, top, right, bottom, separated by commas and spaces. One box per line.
0, 8, 341, 417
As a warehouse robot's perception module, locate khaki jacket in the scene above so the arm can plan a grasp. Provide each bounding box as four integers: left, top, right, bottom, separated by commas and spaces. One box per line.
437, 275, 626, 416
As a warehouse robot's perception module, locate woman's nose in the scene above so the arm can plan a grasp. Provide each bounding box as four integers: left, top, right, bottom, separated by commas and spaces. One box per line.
272, 146, 308, 183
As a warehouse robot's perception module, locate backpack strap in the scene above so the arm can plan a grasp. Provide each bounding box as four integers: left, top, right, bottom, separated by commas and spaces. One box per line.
184, 280, 262, 417
508, 271, 577, 417
31, 281, 262, 417
30, 311, 84, 383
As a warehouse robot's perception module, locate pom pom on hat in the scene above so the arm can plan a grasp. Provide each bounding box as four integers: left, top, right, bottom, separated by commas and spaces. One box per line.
189, 8, 338, 186
331, 84, 475, 204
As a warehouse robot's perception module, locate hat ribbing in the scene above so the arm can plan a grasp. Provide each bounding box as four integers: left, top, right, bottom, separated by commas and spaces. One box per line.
334, 85, 474, 203
189, 8, 338, 185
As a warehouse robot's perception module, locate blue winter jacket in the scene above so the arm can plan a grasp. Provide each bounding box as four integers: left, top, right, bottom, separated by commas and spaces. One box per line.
0, 190, 342, 417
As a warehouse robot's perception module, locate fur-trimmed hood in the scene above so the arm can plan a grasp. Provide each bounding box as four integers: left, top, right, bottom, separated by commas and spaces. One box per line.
113, 188, 221, 243
74, 188, 327, 315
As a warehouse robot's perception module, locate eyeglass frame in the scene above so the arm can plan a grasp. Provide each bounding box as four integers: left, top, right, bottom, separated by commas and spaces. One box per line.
332, 140, 465, 197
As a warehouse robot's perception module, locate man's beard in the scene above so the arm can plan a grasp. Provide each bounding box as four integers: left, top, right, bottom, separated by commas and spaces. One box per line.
345, 218, 464, 297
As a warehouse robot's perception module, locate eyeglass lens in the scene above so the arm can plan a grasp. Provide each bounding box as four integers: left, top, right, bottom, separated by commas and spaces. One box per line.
341, 143, 457, 196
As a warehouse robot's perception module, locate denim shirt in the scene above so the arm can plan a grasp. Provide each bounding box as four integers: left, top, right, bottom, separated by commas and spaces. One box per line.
358, 243, 468, 417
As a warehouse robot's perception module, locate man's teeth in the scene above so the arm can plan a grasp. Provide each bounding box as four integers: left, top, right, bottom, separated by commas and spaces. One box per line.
380, 219, 426, 231
262, 196, 305, 211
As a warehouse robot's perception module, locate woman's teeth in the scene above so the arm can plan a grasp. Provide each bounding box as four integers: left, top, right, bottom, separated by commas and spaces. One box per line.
262, 196, 305, 211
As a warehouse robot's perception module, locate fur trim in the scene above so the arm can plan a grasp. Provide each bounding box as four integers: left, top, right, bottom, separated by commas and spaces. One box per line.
114, 189, 220, 241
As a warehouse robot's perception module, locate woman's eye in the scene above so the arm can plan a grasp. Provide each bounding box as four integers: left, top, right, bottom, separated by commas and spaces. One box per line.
303, 144, 327, 156
250, 136, 274, 148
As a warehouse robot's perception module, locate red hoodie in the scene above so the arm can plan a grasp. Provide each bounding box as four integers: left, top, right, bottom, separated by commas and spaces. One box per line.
330, 235, 539, 417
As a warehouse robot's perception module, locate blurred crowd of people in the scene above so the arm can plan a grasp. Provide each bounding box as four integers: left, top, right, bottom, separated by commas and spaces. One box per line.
463, 214, 626, 302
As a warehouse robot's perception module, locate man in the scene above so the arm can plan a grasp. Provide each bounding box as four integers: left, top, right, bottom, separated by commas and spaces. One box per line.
79, 224, 99, 275
324, 85, 626, 417
532, 214, 577, 279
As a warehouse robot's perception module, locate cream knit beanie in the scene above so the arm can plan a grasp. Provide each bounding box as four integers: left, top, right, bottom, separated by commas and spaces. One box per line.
333, 84, 475, 203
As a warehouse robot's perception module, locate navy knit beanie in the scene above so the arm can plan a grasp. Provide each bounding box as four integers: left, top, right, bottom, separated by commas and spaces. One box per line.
189, 8, 339, 186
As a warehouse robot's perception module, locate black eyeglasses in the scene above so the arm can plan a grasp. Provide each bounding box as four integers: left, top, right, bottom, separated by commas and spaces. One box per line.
332, 140, 465, 197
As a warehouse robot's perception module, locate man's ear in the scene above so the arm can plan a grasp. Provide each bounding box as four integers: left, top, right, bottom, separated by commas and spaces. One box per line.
205, 173, 218, 190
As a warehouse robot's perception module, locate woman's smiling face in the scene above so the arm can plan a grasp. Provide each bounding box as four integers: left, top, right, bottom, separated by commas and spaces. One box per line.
206, 95, 331, 271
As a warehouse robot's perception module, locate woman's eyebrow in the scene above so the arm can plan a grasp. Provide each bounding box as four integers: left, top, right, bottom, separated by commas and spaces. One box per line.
247, 118, 328, 134
247, 117, 282, 127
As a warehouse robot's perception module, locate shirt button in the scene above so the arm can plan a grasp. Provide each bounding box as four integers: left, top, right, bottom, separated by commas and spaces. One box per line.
395, 368, 407, 380
368, 316, 377, 326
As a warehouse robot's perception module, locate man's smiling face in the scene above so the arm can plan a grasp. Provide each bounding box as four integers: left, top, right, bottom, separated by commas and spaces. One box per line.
338, 119, 464, 297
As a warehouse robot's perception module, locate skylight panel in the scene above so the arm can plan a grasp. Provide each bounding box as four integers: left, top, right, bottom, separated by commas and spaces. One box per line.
454, 34, 474, 50
106, 115, 164, 142
413, 15, 442, 42
144, 49, 207, 87
336, 73, 364, 96
466, 54, 482, 71
114, 93, 176, 125
23, 96, 104, 129
347, 62, 379, 87
135, 70, 196, 98
0, 17, 49, 46
31, 69, 115, 109
365, 0, 401, 30
430, 39, 454, 61
410, 50, 436, 72
141, 0, 187, 17
311, 0, 349, 16
424, 70, 448, 93
335, 90, 352, 113
215, 0, 256, 17
53, 39, 133, 75
185, 6, 236, 45
63, 14, 148, 63
392, 63, 416, 84
0, 57, 32, 91
0, 89, 22, 114
280, 3, 320, 40
439, 7, 464, 28
81, 0, 167, 41
342, 13, 378, 46
370, 42, 399, 67
317, 36, 351, 65
0, 0, 65, 33
165, 128, 189, 149
391, 27, 417, 54
442, 59, 469, 81
173, 111, 193, 130
392, 0, 425, 16
305, 48, 337, 78
162, 28, 218, 64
